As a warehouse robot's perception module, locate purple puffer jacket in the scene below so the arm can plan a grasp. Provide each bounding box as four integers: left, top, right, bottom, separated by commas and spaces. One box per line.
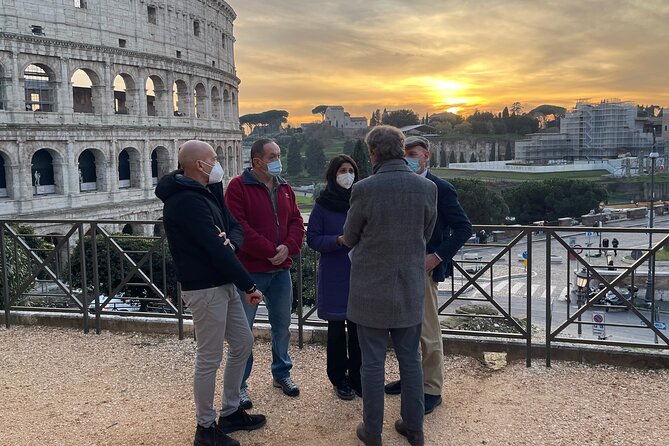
306, 203, 351, 321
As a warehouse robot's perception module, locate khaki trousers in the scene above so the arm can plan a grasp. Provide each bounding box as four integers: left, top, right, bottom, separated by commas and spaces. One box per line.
421, 276, 443, 396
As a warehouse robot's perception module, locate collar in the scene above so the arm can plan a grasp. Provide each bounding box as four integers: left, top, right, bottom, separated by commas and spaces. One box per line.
241, 167, 286, 186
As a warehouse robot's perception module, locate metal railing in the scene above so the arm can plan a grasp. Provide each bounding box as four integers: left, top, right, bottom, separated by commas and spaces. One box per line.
2, 219, 668, 366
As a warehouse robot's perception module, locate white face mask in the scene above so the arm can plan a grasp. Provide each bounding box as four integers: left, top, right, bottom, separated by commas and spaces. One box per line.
336, 172, 355, 189
201, 161, 224, 184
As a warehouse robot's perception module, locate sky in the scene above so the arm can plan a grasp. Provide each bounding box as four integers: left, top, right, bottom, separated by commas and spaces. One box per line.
228, 0, 668, 126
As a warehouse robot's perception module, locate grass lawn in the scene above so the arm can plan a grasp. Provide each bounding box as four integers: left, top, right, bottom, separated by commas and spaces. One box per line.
296, 194, 314, 213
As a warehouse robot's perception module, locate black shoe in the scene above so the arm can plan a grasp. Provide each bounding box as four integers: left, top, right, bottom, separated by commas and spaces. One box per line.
273, 376, 300, 397
384, 379, 401, 395
354, 387, 363, 398
356, 422, 382, 446
193, 423, 240, 446
394, 420, 424, 446
334, 381, 355, 401
239, 387, 252, 410
424, 394, 442, 415
218, 408, 267, 434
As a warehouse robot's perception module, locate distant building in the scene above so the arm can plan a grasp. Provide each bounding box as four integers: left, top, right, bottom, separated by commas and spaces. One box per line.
324, 106, 367, 129
515, 99, 663, 164
399, 124, 438, 136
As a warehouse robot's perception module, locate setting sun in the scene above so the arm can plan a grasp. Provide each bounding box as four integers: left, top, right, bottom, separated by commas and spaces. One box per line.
446, 107, 460, 114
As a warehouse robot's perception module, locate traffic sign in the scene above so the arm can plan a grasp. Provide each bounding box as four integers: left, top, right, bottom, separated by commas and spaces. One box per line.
586, 231, 594, 237
521, 250, 528, 259
592, 313, 606, 337
573, 244, 583, 254
639, 321, 667, 330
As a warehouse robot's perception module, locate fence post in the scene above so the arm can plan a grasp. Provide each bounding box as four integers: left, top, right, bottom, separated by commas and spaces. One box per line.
526, 230, 532, 367
1, 223, 10, 328
296, 251, 304, 349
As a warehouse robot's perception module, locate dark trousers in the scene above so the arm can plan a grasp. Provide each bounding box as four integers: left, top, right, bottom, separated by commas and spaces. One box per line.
357, 323, 424, 436
326, 319, 361, 390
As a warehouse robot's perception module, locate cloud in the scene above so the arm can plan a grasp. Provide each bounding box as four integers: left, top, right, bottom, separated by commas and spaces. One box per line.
227, 0, 669, 123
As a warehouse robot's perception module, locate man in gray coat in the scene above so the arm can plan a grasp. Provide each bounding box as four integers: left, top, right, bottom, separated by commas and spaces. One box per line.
344, 125, 437, 446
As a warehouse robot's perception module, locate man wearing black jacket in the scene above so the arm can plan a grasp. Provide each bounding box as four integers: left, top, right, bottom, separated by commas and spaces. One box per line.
156, 140, 266, 446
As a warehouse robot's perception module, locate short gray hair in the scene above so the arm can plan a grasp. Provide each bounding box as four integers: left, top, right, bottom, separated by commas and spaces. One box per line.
364, 125, 405, 162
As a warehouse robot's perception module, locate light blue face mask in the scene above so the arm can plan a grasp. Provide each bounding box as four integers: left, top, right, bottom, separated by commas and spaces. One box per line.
404, 157, 421, 173
266, 159, 282, 176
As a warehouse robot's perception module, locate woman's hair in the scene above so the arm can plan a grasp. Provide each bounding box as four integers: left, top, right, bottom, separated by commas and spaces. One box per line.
324, 154, 359, 189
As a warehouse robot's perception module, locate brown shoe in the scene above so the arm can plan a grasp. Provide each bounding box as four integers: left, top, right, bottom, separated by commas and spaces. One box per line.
394, 420, 424, 446
356, 422, 382, 446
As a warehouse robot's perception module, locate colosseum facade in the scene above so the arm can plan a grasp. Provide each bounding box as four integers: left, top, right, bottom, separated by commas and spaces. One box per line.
0, 0, 243, 230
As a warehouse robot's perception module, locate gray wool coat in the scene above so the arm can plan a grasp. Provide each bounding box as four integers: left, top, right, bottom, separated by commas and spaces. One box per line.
344, 158, 437, 329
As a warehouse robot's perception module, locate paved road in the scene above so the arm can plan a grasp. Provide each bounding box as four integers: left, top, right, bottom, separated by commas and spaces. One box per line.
440, 216, 669, 345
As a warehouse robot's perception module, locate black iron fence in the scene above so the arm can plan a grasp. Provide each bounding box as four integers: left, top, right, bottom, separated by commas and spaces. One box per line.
2, 219, 668, 366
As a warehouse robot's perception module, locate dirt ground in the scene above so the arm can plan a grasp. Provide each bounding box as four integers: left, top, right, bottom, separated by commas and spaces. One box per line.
1, 325, 668, 446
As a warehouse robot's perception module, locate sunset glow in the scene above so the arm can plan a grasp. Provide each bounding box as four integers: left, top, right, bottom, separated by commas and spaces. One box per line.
229, 0, 669, 125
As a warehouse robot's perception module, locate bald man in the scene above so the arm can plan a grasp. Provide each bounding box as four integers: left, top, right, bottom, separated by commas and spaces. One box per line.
156, 140, 266, 446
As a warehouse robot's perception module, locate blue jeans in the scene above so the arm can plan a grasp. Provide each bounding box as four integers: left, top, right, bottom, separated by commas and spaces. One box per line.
357, 323, 424, 436
239, 270, 293, 389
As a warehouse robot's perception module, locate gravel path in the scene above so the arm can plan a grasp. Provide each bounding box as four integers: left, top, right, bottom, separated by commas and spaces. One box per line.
1, 325, 668, 446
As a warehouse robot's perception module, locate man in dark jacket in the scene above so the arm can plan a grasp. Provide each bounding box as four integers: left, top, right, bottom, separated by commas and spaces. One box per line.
155, 140, 266, 446
385, 136, 472, 416
224, 138, 305, 409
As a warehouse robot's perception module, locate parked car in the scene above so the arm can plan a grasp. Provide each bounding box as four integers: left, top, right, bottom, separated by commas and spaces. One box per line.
88, 292, 141, 313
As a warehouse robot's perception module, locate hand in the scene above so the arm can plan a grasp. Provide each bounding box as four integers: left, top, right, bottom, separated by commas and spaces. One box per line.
268, 244, 289, 265
245, 289, 263, 306
215, 225, 235, 251
425, 253, 442, 272
337, 235, 348, 247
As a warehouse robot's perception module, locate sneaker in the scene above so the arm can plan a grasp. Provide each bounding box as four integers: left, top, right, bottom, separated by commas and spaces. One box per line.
193, 423, 240, 446
239, 387, 253, 410
356, 422, 382, 446
334, 381, 355, 401
273, 376, 300, 397
384, 379, 401, 395
394, 420, 424, 446
424, 394, 442, 415
218, 408, 267, 434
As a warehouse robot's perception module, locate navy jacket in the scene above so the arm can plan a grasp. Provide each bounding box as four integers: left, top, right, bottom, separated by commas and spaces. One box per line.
426, 171, 473, 282
306, 203, 351, 321
155, 170, 254, 292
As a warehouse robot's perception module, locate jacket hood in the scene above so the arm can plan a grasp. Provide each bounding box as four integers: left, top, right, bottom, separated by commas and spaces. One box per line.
155, 169, 208, 202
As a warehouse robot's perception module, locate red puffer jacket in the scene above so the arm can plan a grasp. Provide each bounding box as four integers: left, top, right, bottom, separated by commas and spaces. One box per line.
224, 168, 305, 272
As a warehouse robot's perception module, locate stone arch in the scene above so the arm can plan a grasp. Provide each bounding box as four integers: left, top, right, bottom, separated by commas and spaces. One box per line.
223, 88, 231, 121
23, 63, 57, 112
231, 90, 237, 120
77, 148, 106, 192
113, 73, 137, 115
0, 151, 10, 198
70, 68, 103, 114
227, 145, 235, 177
118, 147, 141, 189
31, 148, 64, 195
151, 146, 171, 185
193, 82, 206, 118
211, 86, 221, 120
172, 79, 189, 116
145, 75, 166, 116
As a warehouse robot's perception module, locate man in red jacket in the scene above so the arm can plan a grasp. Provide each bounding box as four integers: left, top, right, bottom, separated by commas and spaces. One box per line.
225, 138, 305, 410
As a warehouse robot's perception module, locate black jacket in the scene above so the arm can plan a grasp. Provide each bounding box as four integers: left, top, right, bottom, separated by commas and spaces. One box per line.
155, 170, 254, 292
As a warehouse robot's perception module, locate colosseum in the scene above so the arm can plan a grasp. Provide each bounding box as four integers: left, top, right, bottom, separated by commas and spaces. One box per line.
0, 0, 243, 230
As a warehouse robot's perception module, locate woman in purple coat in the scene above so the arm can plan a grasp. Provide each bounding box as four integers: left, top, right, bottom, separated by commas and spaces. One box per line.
307, 155, 361, 400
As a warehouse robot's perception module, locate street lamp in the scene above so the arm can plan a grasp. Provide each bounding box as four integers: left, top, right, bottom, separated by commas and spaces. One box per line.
646, 130, 659, 303
576, 268, 589, 306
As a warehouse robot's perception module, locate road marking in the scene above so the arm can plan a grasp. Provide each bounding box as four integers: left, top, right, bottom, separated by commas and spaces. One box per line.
510, 282, 524, 295
494, 281, 508, 292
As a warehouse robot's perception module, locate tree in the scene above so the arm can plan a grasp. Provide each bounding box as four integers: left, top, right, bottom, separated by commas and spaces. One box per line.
440, 149, 448, 167
369, 112, 378, 127
382, 109, 420, 128
502, 107, 510, 119
239, 109, 289, 134
69, 234, 177, 305
489, 146, 496, 161
453, 121, 472, 134
459, 152, 465, 163
343, 139, 356, 155
351, 139, 372, 179
305, 139, 327, 177
450, 178, 509, 224
239, 113, 261, 134
381, 108, 389, 124
0, 224, 43, 309
502, 179, 608, 224
504, 141, 513, 160
511, 102, 523, 116
449, 151, 457, 164
312, 105, 329, 121
469, 152, 477, 162
286, 137, 303, 176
